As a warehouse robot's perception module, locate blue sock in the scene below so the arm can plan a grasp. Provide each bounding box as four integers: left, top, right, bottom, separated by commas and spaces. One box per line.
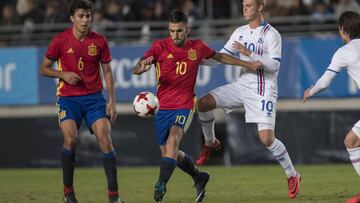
102, 151, 118, 193
158, 157, 176, 184
177, 154, 199, 181
61, 148, 75, 189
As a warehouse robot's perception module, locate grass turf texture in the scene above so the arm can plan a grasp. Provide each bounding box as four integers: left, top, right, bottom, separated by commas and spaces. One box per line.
0, 164, 357, 203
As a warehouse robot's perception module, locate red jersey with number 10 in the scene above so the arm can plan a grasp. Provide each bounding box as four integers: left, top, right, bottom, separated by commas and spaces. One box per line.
45, 28, 112, 96
143, 37, 215, 110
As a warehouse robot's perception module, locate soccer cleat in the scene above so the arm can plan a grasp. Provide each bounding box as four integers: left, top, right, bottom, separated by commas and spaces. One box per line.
196, 138, 221, 165
109, 195, 124, 203
346, 193, 360, 203
64, 192, 78, 203
287, 172, 301, 199
154, 181, 166, 202
194, 172, 210, 202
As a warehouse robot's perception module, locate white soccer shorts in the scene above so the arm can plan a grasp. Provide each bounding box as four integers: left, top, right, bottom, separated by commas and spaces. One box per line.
209, 81, 277, 126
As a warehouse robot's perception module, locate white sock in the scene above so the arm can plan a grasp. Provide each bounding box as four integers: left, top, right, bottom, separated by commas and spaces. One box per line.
198, 110, 215, 146
347, 147, 360, 176
266, 138, 297, 178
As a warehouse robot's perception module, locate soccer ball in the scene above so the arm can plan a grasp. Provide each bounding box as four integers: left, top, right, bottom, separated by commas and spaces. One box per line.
133, 92, 160, 117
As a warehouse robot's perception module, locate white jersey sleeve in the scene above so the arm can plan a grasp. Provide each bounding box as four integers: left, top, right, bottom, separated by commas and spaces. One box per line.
250, 30, 281, 72
308, 70, 337, 95
309, 47, 348, 95
220, 28, 241, 57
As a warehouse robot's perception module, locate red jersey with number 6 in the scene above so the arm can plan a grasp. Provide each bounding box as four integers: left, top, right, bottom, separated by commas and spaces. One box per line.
45, 28, 112, 96
143, 37, 215, 110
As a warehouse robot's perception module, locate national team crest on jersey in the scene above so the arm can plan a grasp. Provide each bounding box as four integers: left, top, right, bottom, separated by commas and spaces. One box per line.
258, 37, 264, 44
188, 49, 197, 60
88, 43, 97, 56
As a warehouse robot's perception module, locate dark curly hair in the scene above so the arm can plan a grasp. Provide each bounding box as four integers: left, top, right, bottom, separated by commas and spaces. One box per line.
339, 11, 360, 40
68, 0, 94, 16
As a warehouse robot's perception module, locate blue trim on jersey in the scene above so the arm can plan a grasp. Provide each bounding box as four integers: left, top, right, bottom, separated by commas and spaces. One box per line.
260, 21, 268, 26
223, 47, 236, 56
326, 69, 339, 74
273, 57, 281, 62
162, 157, 177, 165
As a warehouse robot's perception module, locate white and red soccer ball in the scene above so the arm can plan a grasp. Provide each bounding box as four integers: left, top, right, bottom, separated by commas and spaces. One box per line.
133, 92, 159, 117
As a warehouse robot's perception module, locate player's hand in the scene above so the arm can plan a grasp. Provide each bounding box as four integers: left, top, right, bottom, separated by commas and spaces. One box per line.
303, 87, 313, 103
248, 60, 263, 71
61, 72, 81, 85
106, 100, 118, 124
232, 41, 251, 57
140, 56, 154, 72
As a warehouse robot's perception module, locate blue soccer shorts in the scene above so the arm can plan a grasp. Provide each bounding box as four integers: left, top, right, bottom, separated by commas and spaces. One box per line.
154, 109, 195, 145
56, 91, 108, 132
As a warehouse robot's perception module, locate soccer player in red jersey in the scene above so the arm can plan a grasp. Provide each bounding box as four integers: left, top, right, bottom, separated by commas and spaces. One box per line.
133, 11, 261, 202
39, 1, 122, 203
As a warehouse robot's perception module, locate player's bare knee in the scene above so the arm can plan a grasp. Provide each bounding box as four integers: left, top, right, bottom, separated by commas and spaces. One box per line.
258, 130, 275, 147
344, 131, 360, 149
99, 135, 112, 146
64, 136, 77, 148
198, 95, 215, 112
197, 97, 207, 112
259, 135, 274, 147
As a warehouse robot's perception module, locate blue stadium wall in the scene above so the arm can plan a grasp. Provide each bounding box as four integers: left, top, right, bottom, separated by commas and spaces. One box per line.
0, 36, 355, 105
0, 36, 358, 167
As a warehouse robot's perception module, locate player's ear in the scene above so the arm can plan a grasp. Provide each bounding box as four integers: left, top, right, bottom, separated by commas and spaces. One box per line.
258, 4, 264, 12
186, 26, 190, 35
70, 15, 74, 23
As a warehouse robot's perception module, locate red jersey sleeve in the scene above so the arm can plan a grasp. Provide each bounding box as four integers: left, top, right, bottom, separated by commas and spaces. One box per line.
100, 36, 112, 64
143, 40, 162, 61
45, 35, 62, 61
200, 40, 216, 59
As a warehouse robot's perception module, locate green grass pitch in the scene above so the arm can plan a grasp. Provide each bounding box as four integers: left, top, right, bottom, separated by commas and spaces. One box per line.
0, 164, 358, 203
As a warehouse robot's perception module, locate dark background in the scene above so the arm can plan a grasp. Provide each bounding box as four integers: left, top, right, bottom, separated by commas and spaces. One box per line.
0, 110, 357, 167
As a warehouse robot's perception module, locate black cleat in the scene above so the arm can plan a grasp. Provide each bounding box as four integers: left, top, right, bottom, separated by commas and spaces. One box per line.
194, 172, 210, 202
154, 181, 166, 202
64, 192, 78, 203
109, 196, 124, 203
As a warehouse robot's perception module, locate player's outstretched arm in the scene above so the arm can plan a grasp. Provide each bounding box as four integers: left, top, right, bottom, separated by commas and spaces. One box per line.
303, 70, 338, 103
132, 56, 154, 75
102, 62, 118, 124
212, 53, 262, 70
39, 57, 81, 85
